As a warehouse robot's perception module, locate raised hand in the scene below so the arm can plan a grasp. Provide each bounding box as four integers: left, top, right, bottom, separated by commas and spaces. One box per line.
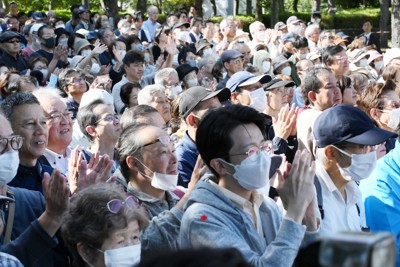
92, 43, 108, 55
188, 156, 207, 191
273, 104, 297, 141
42, 169, 70, 219
165, 35, 178, 55
276, 149, 316, 224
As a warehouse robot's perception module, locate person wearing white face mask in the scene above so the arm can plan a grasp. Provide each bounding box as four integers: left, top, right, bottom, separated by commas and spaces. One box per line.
180, 104, 320, 267
366, 50, 384, 80
253, 50, 273, 75
117, 123, 206, 257
176, 63, 199, 90
313, 104, 397, 236
62, 183, 149, 267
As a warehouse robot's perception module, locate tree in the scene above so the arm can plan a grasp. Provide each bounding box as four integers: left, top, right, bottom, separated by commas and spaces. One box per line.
312, 0, 321, 12
100, 0, 118, 18
256, 0, 262, 20
380, 0, 390, 49
137, 0, 147, 13
393, 0, 400, 47
271, 0, 279, 27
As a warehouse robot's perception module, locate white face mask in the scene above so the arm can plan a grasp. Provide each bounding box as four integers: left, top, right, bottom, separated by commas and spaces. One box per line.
168, 85, 182, 100
374, 60, 383, 70
39, 69, 49, 80
0, 151, 19, 185
333, 145, 377, 181
121, 27, 130, 35
281, 66, 292, 76
298, 53, 308, 60
257, 30, 266, 41
314, 18, 321, 24
58, 38, 68, 47
359, 58, 368, 67
186, 59, 197, 68
81, 50, 92, 57
186, 78, 198, 88
143, 53, 150, 63
137, 160, 178, 191
90, 63, 101, 75
249, 87, 267, 112
104, 244, 141, 267
385, 108, 400, 130
118, 50, 127, 60
292, 25, 302, 35
220, 151, 271, 190
203, 48, 213, 56
262, 61, 271, 73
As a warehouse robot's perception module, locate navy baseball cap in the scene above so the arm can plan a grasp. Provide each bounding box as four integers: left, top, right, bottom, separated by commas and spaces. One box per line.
282, 33, 297, 43
221, 49, 244, 63
313, 104, 397, 148
226, 71, 272, 92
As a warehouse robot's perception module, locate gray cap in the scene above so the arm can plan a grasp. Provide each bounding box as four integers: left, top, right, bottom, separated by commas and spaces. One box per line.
221, 49, 244, 63
264, 78, 295, 90
272, 55, 293, 72
274, 21, 287, 31
0, 31, 20, 43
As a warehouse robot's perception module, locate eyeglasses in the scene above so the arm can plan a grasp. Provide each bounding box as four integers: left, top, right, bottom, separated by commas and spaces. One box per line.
7, 39, 20, 44
95, 114, 120, 124
334, 56, 349, 62
68, 77, 85, 85
47, 111, 73, 123
107, 196, 139, 213
229, 140, 273, 161
42, 34, 57, 39
322, 35, 335, 40
0, 135, 23, 154
142, 135, 178, 147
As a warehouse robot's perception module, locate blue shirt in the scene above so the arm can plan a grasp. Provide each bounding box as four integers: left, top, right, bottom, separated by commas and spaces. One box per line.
359, 140, 400, 267
175, 131, 198, 188
142, 19, 160, 42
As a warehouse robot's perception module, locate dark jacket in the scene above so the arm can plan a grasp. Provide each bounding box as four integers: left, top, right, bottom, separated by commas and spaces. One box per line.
176, 131, 198, 188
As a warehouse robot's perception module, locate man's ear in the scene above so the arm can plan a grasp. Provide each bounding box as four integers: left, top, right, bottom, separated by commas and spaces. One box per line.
186, 113, 199, 127
325, 146, 338, 162
63, 85, 69, 93
85, 125, 97, 138
369, 108, 380, 121
230, 92, 239, 104
308, 90, 317, 103
126, 156, 139, 171
210, 158, 229, 176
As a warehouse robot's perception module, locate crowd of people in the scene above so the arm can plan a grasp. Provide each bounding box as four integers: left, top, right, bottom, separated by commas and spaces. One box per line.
0, 2, 399, 266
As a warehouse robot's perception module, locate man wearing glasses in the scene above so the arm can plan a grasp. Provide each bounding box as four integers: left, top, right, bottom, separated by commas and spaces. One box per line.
118, 123, 200, 257
58, 68, 89, 120
0, 92, 51, 193
216, 49, 244, 90
33, 89, 73, 176
0, 31, 28, 71
180, 104, 320, 267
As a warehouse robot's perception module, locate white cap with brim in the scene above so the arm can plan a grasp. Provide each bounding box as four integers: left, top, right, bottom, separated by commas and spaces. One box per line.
264, 79, 295, 90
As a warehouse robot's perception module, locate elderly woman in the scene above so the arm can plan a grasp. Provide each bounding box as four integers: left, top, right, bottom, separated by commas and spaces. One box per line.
253, 50, 273, 75
62, 184, 148, 267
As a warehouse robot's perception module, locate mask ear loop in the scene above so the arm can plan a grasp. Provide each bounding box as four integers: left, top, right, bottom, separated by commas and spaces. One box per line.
134, 157, 154, 181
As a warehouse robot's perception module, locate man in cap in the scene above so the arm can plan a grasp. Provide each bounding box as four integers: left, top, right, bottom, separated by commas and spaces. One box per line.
176, 63, 199, 90
313, 104, 396, 235
297, 67, 342, 154
286, 16, 304, 36
176, 86, 230, 187
274, 21, 288, 34
180, 104, 320, 266
74, 5, 93, 32
0, 31, 27, 71
216, 49, 244, 90
195, 39, 213, 57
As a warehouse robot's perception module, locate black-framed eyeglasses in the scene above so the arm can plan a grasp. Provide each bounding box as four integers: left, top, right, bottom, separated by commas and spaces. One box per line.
142, 135, 178, 148
107, 196, 140, 214
95, 114, 120, 125
0, 135, 23, 154
229, 140, 273, 161
47, 111, 73, 123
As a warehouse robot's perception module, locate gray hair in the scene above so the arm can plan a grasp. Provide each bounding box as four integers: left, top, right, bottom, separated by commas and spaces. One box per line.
249, 21, 264, 36
220, 16, 234, 30
32, 88, 63, 100
154, 68, 178, 86
118, 122, 151, 182
120, 105, 158, 130
137, 84, 166, 105
305, 24, 320, 39
0, 92, 39, 122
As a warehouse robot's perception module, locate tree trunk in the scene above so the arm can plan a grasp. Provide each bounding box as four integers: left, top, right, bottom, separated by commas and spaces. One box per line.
279, 0, 285, 12
380, 0, 390, 49
196, 0, 203, 17
271, 0, 279, 27
256, 0, 262, 20
293, 0, 299, 12
328, 0, 336, 14
234, 0, 239, 15
210, 0, 217, 16
100, 0, 119, 18
137, 0, 147, 13
48, 0, 54, 11
2, 0, 8, 13
312, 0, 321, 11
392, 0, 400, 47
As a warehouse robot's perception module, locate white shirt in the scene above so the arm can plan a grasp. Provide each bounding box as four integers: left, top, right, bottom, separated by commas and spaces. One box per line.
296, 108, 322, 154
315, 162, 366, 236
43, 147, 72, 175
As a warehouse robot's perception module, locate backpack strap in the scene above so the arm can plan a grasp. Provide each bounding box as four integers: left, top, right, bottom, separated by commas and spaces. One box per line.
314, 175, 324, 219
3, 189, 15, 245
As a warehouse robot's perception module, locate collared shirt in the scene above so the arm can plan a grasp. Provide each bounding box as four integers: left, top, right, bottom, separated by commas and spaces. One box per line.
315, 162, 365, 236
189, 31, 203, 43
66, 97, 80, 120
9, 161, 53, 193
0, 252, 23, 267
0, 52, 28, 72
210, 181, 265, 238
176, 131, 199, 188
42, 147, 72, 176
112, 75, 150, 113
142, 19, 160, 42
127, 182, 179, 219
